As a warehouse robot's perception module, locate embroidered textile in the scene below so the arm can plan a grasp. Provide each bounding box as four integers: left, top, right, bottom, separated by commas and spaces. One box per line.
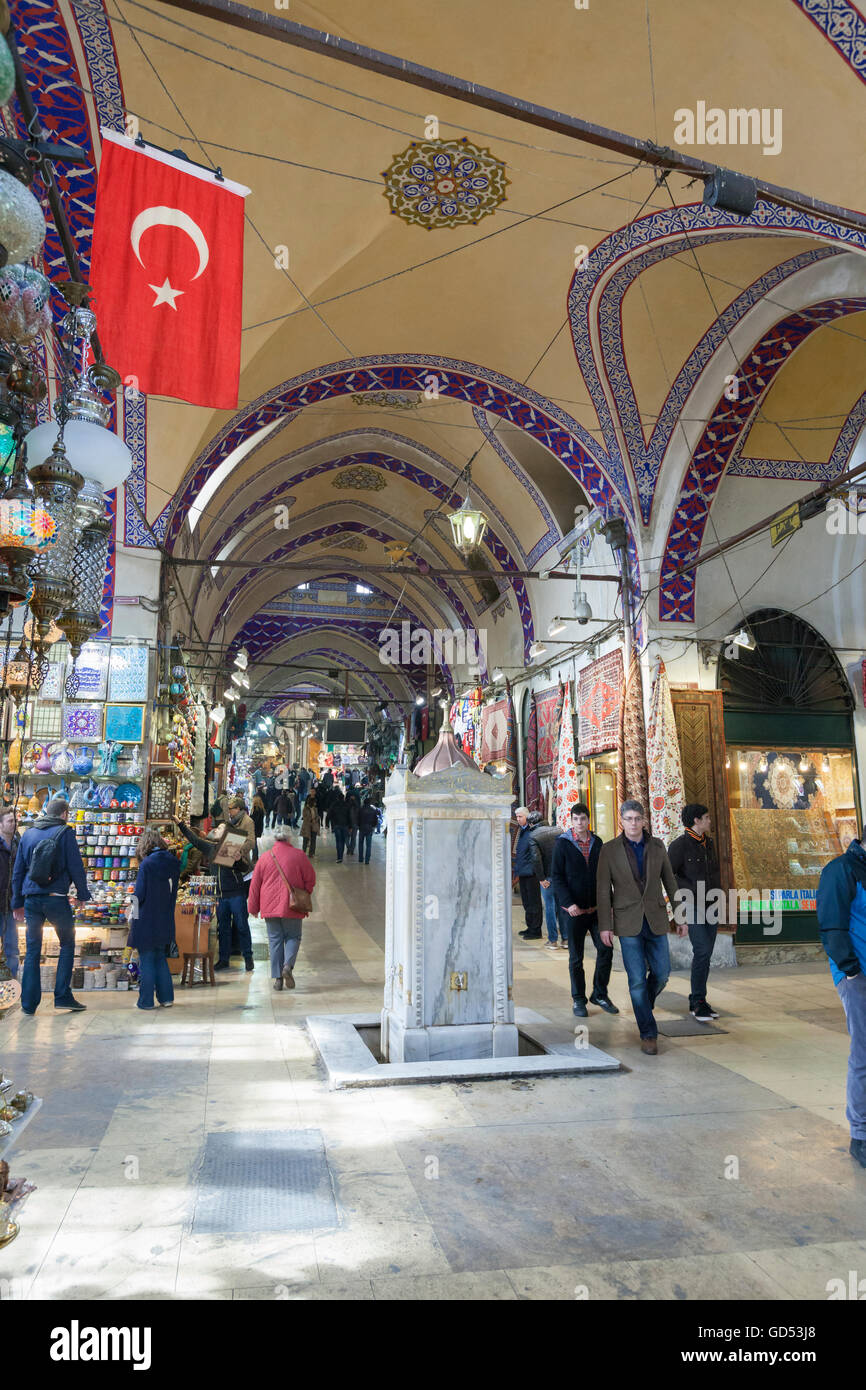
646, 659, 684, 845
616, 650, 649, 813
577, 649, 624, 756
554, 681, 581, 829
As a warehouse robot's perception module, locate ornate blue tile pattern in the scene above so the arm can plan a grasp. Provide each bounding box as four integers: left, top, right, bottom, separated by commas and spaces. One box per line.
792, 0, 866, 82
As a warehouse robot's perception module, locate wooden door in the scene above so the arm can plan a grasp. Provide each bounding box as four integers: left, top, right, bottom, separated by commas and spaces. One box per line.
670, 688, 734, 900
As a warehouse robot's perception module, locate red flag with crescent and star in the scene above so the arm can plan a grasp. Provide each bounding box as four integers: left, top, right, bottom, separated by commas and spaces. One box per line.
90, 130, 250, 409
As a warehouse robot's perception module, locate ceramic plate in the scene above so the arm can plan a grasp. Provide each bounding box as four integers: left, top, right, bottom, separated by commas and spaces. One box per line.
114, 782, 143, 807
97, 783, 118, 809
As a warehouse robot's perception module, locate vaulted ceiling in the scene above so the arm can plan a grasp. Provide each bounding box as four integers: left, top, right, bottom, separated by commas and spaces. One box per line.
14, 0, 866, 713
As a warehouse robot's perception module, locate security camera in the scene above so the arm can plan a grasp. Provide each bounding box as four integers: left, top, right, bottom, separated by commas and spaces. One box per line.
574, 593, 593, 625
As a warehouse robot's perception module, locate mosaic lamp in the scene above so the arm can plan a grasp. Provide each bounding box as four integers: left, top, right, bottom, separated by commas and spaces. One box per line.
1, 638, 33, 704
26, 437, 84, 642
0, 168, 46, 266
447, 464, 487, 558
59, 497, 112, 660
0, 437, 56, 615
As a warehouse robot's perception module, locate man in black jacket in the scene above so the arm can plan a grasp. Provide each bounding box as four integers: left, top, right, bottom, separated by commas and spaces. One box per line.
176, 799, 256, 972
551, 802, 617, 1018
668, 803, 721, 1024
0, 806, 19, 978
514, 807, 543, 939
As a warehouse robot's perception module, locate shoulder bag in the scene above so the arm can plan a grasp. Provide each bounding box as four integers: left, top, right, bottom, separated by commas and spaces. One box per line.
269, 847, 313, 916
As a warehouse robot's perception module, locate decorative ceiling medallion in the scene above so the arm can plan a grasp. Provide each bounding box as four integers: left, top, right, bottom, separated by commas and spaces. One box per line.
332, 465, 387, 492
321, 534, 367, 551
351, 392, 421, 410
382, 138, 509, 229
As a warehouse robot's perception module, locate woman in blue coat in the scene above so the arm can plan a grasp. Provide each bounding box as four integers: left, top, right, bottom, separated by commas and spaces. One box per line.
129, 829, 180, 1011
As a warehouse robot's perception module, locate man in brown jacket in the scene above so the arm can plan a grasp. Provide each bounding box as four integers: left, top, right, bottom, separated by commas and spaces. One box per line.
597, 799, 685, 1054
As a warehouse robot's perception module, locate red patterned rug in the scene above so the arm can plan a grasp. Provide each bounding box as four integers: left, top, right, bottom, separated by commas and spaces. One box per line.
577, 650, 623, 756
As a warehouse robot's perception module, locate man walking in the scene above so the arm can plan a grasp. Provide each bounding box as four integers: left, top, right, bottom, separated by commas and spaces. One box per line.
817, 830, 866, 1169
514, 807, 543, 940
596, 799, 682, 1054
358, 798, 378, 864
668, 803, 721, 1024
529, 812, 568, 952
552, 802, 618, 1017
0, 807, 19, 979
12, 798, 92, 1013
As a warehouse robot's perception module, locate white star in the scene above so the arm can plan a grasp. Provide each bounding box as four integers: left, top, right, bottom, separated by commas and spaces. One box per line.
148, 277, 184, 310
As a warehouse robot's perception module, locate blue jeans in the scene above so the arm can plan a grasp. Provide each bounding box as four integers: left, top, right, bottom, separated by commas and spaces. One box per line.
138, 947, 174, 1008
216, 895, 252, 964
334, 826, 346, 861
1, 909, 18, 976
540, 883, 564, 943
21, 894, 76, 1012
618, 919, 671, 1040
359, 831, 373, 864
838, 973, 866, 1140
265, 918, 302, 977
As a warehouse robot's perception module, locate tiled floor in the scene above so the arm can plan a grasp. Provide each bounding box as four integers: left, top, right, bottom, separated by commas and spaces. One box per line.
1, 831, 863, 1300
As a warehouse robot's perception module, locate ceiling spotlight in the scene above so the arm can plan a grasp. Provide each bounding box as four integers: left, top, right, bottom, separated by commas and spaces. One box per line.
738, 756, 748, 772
415, 694, 425, 706
224, 687, 236, 703
236, 672, 250, 688
210, 703, 226, 726
234, 647, 249, 671
799, 754, 810, 773
492, 668, 503, 682
726, 626, 756, 651
758, 754, 768, 772
431, 685, 442, 697
328, 707, 338, 718
549, 619, 566, 637
529, 641, 547, 661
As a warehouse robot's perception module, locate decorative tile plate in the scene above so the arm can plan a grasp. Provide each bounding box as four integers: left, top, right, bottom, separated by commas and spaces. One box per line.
382, 138, 509, 229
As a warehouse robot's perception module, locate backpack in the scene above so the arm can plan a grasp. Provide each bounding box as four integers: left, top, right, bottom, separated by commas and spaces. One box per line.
28, 824, 68, 888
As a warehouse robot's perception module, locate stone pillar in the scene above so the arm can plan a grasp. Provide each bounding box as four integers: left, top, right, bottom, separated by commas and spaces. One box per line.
381, 763, 518, 1062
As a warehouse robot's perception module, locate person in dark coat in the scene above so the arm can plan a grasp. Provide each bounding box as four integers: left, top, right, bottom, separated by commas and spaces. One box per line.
667, 803, 721, 1023
513, 807, 543, 939
301, 791, 320, 858
345, 790, 360, 856
12, 797, 92, 1014
274, 789, 290, 825
251, 792, 266, 841
529, 811, 567, 950
129, 829, 180, 1010
817, 832, 866, 1170
358, 799, 378, 865
175, 799, 256, 972
551, 802, 617, 1018
326, 787, 349, 862
0, 806, 20, 978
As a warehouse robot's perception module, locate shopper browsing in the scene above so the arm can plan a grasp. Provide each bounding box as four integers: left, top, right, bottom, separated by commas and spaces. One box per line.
12, 798, 92, 1014
128, 830, 180, 1010
247, 825, 316, 991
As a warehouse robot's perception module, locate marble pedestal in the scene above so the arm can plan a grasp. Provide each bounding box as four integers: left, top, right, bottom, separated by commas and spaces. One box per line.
381, 764, 517, 1063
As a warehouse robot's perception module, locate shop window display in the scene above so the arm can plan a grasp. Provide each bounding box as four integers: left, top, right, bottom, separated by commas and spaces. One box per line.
726, 747, 859, 912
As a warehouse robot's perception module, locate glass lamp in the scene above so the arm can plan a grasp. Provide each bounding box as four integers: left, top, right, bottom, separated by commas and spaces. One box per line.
447, 467, 487, 557
27, 437, 84, 642
1, 639, 33, 704
59, 505, 112, 659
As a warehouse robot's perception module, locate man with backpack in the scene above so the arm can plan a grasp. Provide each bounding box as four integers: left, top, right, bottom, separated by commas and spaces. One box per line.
12, 798, 92, 1014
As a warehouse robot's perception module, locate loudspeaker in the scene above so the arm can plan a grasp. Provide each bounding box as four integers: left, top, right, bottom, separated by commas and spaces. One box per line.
702, 169, 758, 217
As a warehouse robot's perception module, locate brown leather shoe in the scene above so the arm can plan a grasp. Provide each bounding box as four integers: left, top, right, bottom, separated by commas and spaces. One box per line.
640, 1038, 658, 1055
282, 967, 295, 989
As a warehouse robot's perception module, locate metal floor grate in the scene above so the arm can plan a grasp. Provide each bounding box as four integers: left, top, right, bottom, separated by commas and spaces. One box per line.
191, 1129, 339, 1235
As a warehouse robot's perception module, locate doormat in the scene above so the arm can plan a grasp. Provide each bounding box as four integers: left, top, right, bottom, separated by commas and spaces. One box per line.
191, 1129, 339, 1235
657, 1018, 728, 1037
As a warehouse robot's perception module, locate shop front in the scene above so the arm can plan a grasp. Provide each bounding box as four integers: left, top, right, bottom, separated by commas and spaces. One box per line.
718, 609, 860, 945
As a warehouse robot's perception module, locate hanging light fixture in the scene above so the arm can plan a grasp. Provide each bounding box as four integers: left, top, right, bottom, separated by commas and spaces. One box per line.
1, 638, 33, 705
24, 285, 132, 492
799, 753, 810, 773
447, 460, 488, 558
234, 647, 249, 671
58, 486, 112, 660
27, 437, 84, 644
758, 753, 768, 773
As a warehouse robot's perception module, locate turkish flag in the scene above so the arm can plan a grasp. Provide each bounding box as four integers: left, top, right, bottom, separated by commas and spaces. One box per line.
90, 131, 250, 409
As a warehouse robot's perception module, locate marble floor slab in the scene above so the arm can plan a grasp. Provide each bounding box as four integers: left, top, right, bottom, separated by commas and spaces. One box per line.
1, 832, 863, 1300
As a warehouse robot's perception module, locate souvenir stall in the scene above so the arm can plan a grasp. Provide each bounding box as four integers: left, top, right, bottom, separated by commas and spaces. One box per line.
449, 687, 484, 767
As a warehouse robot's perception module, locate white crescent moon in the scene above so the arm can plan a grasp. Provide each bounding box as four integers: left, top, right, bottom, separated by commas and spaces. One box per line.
130, 205, 209, 280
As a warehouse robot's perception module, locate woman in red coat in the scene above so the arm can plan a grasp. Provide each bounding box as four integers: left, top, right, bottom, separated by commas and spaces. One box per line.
247, 825, 316, 991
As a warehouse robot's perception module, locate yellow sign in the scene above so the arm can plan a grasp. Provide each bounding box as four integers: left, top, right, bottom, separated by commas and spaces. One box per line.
770, 503, 801, 547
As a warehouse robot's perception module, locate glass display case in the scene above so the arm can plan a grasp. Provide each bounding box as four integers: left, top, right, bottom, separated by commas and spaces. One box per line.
726, 746, 859, 913
577, 750, 618, 840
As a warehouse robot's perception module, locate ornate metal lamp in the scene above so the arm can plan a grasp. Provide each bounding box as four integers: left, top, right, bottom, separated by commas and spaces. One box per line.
59, 484, 112, 661
447, 462, 487, 557
27, 436, 84, 643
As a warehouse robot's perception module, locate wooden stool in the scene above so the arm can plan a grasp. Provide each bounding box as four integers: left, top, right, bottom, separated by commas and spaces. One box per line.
180, 951, 215, 987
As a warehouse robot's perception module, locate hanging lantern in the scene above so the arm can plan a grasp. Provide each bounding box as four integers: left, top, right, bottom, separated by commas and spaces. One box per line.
27, 437, 84, 642
0, 169, 46, 266
1, 639, 33, 703
447, 487, 488, 558
0, 264, 51, 345
59, 505, 111, 659
0, 34, 14, 106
